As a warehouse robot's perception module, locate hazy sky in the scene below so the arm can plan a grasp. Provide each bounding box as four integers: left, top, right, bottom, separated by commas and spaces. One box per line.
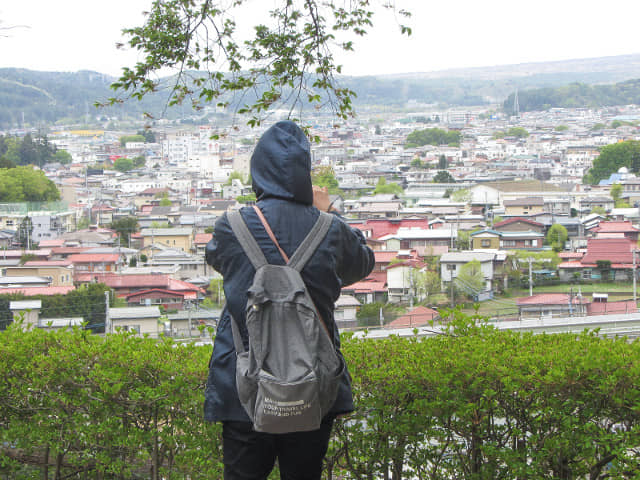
1, 0, 640, 77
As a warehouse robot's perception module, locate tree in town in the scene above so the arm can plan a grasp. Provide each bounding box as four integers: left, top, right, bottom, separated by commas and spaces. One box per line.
225, 171, 247, 186
52, 149, 72, 164
311, 165, 341, 195
410, 157, 424, 169
610, 183, 630, 208
119, 134, 146, 147
132, 155, 146, 168
113, 157, 135, 172
584, 140, 640, 185
506, 127, 529, 138
451, 188, 472, 204
373, 177, 403, 195
137, 129, 156, 143
438, 154, 448, 169
414, 269, 441, 302
455, 259, 484, 300
0, 167, 60, 202
546, 223, 568, 252
405, 129, 461, 148
158, 193, 172, 206
433, 170, 455, 183
110, 217, 139, 247
105, 1, 411, 130
236, 193, 257, 204
456, 230, 471, 250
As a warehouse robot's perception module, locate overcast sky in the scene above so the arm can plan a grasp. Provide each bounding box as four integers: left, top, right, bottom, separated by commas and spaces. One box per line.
1, 1, 640, 77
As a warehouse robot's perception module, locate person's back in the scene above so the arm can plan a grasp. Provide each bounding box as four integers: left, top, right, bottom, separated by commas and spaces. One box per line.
205, 121, 374, 480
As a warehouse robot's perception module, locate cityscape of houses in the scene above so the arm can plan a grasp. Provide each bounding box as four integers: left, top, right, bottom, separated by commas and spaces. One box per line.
4, 104, 640, 336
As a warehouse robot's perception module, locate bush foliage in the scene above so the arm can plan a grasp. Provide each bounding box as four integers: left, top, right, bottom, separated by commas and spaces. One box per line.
1, 312, 640, 479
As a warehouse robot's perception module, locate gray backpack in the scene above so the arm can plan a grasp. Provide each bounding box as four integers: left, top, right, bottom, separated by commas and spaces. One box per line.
227, 207, 345, 433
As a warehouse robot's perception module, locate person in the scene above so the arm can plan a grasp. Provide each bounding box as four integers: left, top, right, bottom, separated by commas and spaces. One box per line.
205, 120, 374, 480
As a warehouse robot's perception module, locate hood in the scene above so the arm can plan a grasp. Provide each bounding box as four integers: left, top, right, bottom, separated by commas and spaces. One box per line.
251, 121, 313, 205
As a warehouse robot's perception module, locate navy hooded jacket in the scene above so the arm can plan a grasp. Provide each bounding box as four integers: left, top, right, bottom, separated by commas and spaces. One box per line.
204, 121, 374, 423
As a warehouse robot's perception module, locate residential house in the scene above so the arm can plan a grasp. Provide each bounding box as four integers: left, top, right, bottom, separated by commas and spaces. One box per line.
200, 199, 237, 216
166, 308, 220, 337
193, 233, 213, 256
440, 250, 508, 294
9, 300, 41, 328
134, 187, 174, 209
385, 258, 426, 304
68, 253, 123, 273
609, 208, 640, 223
471, 229, 500, 250
0, 205, 76, 244
352, 217, 429, 242
503, 197, 545, 217
385, 306, 439, 329
0, 230, 15, 248
341, 279, 387, 305
378, 227, 455, 253
498, 230, 545, 250
108, 306, 162, 336
138, 215, 172, 229
471, 225, 545, 251
492, 217, 545, 234
543, 197, 571, 216
558, 237, 634, 282
591, 221, 640, 243
57, 228, 117, 247
516, 293, 637, 318
0, 286, 75, 296
334, 294, 361, 330
140, 227, 193, 252
344, 194, 403, 219
618, 177, 640, 206
579, 196, 614, 214
124, 288, 195, 310
0, 249, 52, 262
11, 298, 83, 331
75, 272, 205, 302
0, 276, 52, 288
4, 261, 74, 286
516, 293, 589, 318
144, 247, 208, 280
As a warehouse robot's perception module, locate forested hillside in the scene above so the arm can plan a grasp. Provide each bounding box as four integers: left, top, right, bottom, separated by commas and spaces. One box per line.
504, 79, 640, 112
0, 69, 166, 128
3, 53, 640, 128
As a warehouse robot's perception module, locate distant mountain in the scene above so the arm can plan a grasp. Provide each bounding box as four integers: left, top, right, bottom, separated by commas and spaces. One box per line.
2, 53, 640, 128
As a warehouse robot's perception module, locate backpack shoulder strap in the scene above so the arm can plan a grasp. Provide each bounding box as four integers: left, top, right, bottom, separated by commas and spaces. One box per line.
227, 210, 269, 270
288, 212, 334, 272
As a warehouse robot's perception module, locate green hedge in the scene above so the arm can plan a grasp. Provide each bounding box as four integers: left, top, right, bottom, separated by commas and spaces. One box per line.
2, 314, 640, 479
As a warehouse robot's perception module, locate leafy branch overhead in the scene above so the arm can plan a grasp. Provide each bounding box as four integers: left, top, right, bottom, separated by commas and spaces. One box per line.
103, 0, 411, 128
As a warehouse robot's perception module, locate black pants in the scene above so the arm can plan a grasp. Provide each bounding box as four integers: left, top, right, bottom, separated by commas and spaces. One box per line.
222, 418, 334, 480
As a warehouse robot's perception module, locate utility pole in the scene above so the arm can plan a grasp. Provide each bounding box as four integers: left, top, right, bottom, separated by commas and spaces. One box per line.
634, 250, 637, 306
105, 291, 111, 335
528, 257, 533, 297
448, 264, 456, 307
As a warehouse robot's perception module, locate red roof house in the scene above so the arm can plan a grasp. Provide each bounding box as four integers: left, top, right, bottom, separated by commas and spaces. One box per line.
68, 253, 122, 273
580, 238, 633, 267
75, 273, 205, 298
125, 288, 196, 310
386, 306, 439, 329
591, 221, 640, 242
